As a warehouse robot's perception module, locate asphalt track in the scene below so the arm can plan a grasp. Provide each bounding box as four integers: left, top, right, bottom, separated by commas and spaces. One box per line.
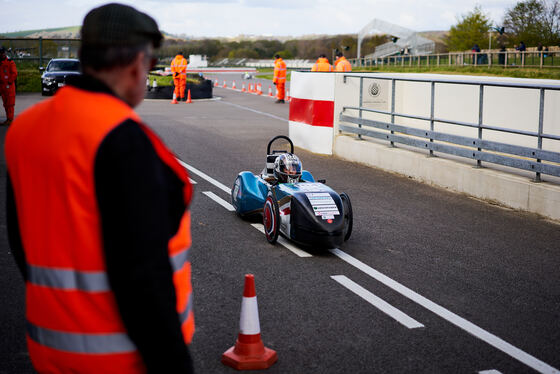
1, 78, 559, 374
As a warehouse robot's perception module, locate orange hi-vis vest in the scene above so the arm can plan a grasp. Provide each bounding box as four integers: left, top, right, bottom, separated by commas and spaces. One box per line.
273, 58, 287, 84
335, 56, 352, 72
171, 54, 188, 77
5, 86, 194, 374
311, 58, 333, 72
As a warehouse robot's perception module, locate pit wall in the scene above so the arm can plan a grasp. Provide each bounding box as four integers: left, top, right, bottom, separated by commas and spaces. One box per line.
289, 71, 560, 221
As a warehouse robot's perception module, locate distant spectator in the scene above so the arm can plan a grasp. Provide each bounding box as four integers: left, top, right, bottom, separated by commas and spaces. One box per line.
544, 46, 549, 58
516, 41, 526, 51
472, 44, 481, 64
334, 51, 352, 72
537, 43, 543, 52
498, 45, 506, 65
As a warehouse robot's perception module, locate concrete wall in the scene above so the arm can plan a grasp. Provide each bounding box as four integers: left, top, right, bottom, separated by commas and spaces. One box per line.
290, 71, 560, 221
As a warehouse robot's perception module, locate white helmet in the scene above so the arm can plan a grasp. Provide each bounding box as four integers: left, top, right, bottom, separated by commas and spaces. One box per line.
274, 153, 302, 183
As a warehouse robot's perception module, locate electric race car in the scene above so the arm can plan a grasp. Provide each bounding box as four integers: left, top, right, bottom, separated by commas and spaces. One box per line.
231, 136, 353, 248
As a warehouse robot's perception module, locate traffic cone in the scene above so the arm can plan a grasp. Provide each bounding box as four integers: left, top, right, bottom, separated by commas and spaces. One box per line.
286, 89, 291, 102
214, 79, 219, 87
223, 80, 227, 88
232, 81, 237, 90
241, 83, 246, 92
185, 89, 192, 104
257, 83, 262, 95
171, 92, 178, 104
248, 83, 253, 93
222, 274, 277, 370
268, 85, 273, 97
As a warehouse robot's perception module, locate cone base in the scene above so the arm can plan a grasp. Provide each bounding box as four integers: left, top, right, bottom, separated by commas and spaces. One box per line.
222, 344, 277, 370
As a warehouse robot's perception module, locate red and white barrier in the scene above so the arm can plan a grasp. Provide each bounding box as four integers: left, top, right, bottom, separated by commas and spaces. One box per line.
289, 71, 336, 155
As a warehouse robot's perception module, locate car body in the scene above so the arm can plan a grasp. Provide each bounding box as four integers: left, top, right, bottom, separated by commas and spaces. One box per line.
231, 136, 352, 248
40, 58, 81, 96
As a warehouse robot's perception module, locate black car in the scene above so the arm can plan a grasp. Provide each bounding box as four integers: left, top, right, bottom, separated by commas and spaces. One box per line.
40, 58, 81, 96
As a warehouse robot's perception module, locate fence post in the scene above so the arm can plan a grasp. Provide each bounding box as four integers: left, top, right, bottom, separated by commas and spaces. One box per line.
39, 37, 43, 67
540, 51, 543, 69
358, 77, 363, 140
521, 51, 525, 67
504, 50, 508, 67
390, 79, 395, 147
477, 85, 484, 168
429, 81, 435, 157
535, 88, 545, 182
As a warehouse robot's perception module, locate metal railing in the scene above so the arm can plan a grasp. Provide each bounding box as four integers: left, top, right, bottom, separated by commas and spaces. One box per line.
349, 50, 560, 69
338, 74, 560, 181
0, 38, 81, 67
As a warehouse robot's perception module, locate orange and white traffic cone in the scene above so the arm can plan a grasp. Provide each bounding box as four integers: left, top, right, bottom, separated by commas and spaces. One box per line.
248, 83, 253, 93
268, 85, 273, 97
257, 83, 262, 95
171, 92, 178, 104
232, 81, 237, 90
286, 89, 291, 102
214, 79, 219, 87
241, 83, 246, 92
222, 274, 277, 370
185, 89, 192, 104
223, 80, 227, 88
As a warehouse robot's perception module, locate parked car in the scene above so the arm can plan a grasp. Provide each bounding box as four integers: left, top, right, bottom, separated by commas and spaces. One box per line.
40, 58, 81, 96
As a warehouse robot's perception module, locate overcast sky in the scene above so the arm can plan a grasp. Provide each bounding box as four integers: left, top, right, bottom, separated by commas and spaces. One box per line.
1, 0, 517, 37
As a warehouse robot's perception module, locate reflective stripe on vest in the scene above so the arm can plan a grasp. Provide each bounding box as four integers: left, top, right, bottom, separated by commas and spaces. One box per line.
170, 248, 190, 272
27, 264, 110, 292
27, 321, 136, 354
27, 292, 193, 355
27, 249, 189, 291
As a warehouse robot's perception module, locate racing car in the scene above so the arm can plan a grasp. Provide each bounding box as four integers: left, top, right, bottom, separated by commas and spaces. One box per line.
231, 135, 353, 248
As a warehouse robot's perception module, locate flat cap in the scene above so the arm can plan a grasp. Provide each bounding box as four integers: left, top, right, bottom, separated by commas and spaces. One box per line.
81, 3, 163, 48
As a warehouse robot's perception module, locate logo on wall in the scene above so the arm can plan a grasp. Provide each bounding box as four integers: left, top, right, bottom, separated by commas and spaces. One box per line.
362, 79, 389, 111
368, 82, 380, 97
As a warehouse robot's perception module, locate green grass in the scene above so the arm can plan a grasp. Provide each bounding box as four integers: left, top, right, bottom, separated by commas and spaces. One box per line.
255, 71, 291, 81
16, 70, 42, 92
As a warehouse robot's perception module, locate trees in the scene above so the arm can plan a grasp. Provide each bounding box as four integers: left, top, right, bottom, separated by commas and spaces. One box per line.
502, 0, 560, 46
445, 6, 492, 51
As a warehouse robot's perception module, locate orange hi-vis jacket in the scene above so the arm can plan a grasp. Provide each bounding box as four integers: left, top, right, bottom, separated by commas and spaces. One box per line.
311, 58, 333, 72
171, 54, 188, 78
335, 56, 352, 72
5, 85, 194, 374
273, 58, 287, 84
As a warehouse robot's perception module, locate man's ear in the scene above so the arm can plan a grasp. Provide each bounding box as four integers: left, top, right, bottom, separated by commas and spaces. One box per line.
128, 51, 146, 82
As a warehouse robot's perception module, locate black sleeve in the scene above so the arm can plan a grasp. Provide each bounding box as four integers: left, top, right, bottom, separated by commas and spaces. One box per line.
6, 172, 27, 281
94, 119, 193, 374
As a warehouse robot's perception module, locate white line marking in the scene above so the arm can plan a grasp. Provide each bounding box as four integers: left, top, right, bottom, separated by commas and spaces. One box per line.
177, 159, 231, 194
189, 178, 197, 184
219, 100, 288, 122
331, 275, 424, 329
328, 248, 559, 374
202, 191, 235, 211
251, 224, 313, 258
479, 370, 503, 374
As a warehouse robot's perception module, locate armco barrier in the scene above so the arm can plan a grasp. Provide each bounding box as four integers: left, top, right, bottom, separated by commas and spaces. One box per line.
289, 71, 560, 221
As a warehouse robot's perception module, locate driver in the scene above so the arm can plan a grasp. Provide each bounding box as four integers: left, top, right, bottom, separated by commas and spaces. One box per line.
274, 153, 302, 184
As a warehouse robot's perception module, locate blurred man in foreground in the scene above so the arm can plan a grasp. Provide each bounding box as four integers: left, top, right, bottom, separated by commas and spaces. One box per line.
5, 3, 195, 373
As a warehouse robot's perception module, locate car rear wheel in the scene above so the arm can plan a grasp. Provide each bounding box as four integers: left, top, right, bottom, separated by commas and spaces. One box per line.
340, 193, 353, 241
263, 192, 280, 244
